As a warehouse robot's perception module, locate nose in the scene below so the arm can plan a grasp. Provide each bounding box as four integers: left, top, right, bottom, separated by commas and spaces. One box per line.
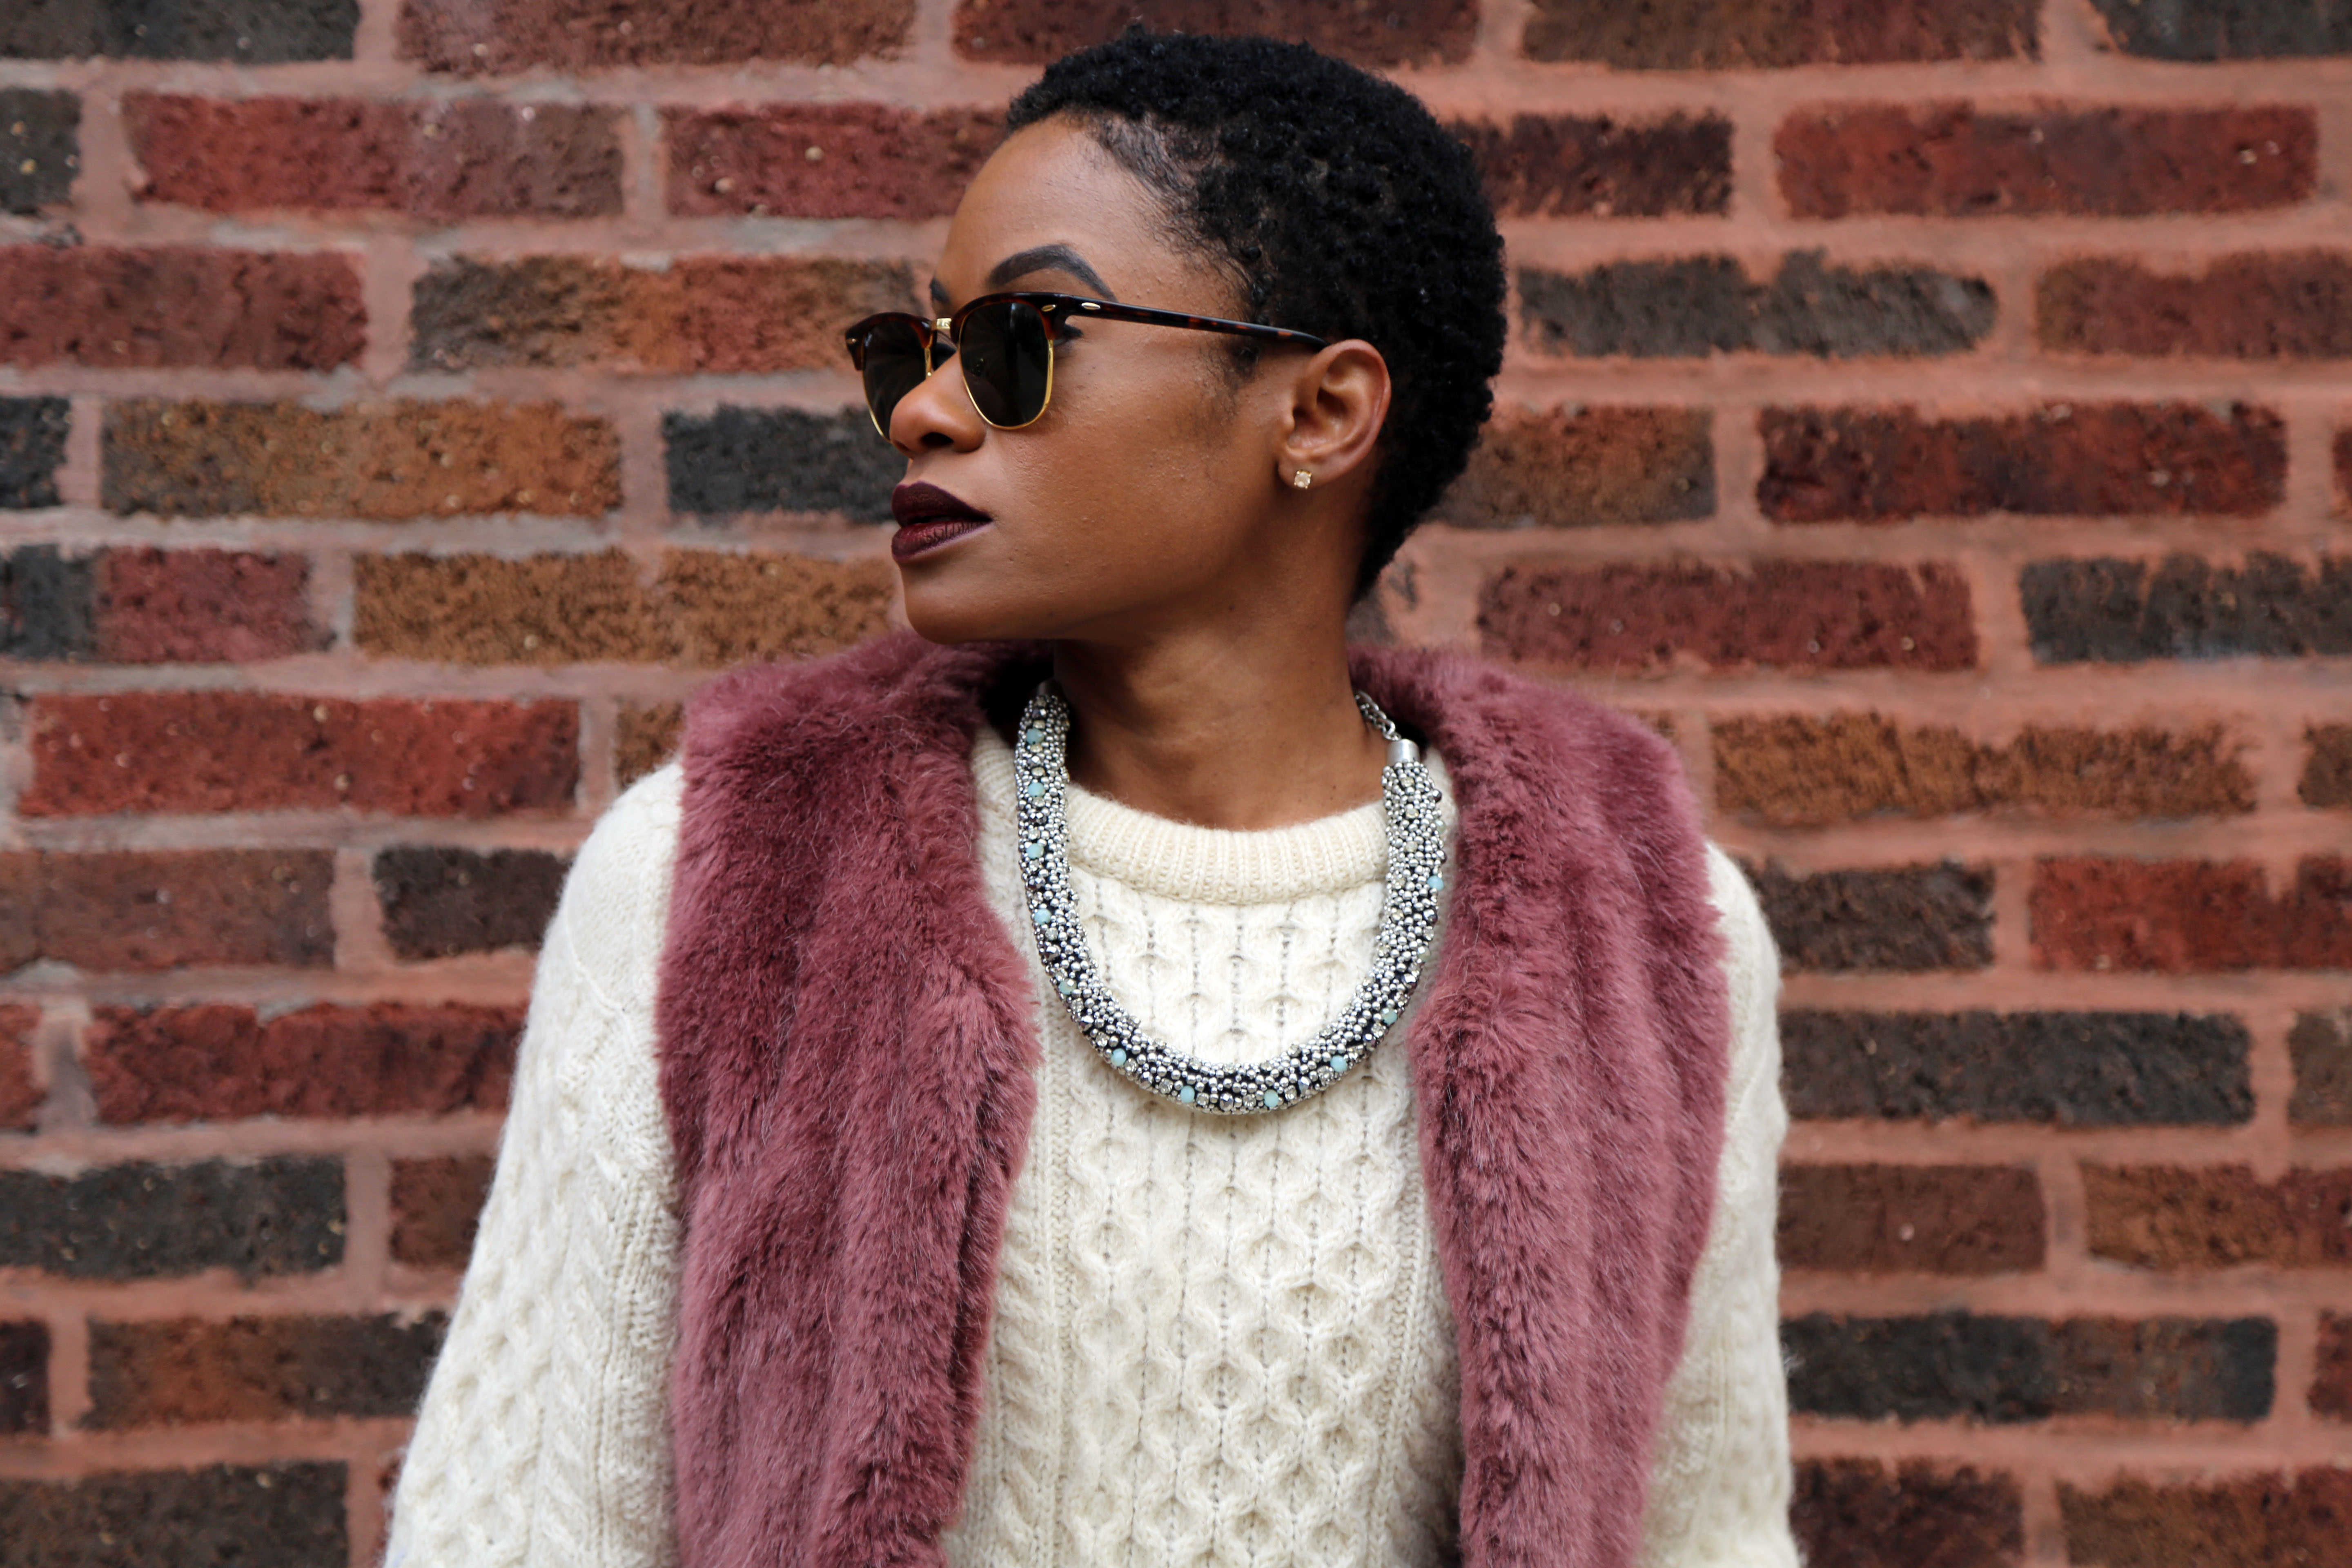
889, 332, 983, 456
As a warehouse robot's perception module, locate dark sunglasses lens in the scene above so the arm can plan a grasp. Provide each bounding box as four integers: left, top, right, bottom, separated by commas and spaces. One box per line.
959, 300, 1052, 427
855, 318, 932, 434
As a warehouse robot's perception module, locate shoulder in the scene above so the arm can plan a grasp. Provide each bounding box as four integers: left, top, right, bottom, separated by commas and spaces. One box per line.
551, 762, 686, 1018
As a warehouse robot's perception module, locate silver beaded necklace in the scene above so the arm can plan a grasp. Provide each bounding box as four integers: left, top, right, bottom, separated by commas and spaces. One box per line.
1012, 680, 1448, 1116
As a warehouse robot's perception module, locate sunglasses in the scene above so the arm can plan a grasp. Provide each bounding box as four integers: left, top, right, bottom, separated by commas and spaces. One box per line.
843, 291, 1328, 438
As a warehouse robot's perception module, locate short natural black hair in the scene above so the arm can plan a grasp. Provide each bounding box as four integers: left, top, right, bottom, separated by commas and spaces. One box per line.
1006, 29, 1506, 599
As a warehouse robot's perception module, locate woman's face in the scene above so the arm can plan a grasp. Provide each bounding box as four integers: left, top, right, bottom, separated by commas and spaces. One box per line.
880, 116, 1344, 646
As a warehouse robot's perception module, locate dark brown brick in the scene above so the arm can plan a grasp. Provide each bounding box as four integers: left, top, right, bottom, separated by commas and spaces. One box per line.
1478, 559, 1977, 673
1745, 860, 1993, 972
375, 846, 568, 961
85, 1003, 517, 1125
2062, 1471, 2352, 1567
953, 0, 1475, 66
1786, 1311, 2274, 1423
2089, 0, 2352, 60
1778, 104, 2317, 219
1526, 0, 2034, 67
1762, 403, 2285, 523
617, 702, 683, 788
2023, 553, 2352, 664
668, 105, 1001, 220
1432, 406, 1712, 529
2087, 1165, 2352, 1270
1450, 114, 1729, 218
103, 399, 621, 520
0, 1003, 39, 1130
0, 1158, 342, 1280
0, 89, 78, 213
1793, 1459, 2023, 1568
1715, 714, 2253, 825
30, 850, 334, 972
1779, 1164, 2045, 1274
1784, 1011, 2253, 1127
402, 0, 913, 71
0, 545, 90, 665
2316, 1315, 2352, 1421
0, 1462, 346, 1568
412, 255, 916, 373
125, 94, 621, 219
391, 1155, 494, 1270
0, 1320, 46, 1434
92, 548, 323, 663
0, 245, 363, 371
23, 693, 577, 818
2290, 1010, 2352, 1128
3, 1, 356, 61
86, 1312, 445, 1427
2336, 428, 2351, 514
1522, 254, 1995, 360
2040, 253, 2352, 359
2031, 856, 2352, 972
665, 405, 903, 521
0, 396, 69, 509
2303, 725, 2352, 809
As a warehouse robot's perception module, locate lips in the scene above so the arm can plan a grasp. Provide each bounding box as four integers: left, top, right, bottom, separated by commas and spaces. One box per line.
890, 482, 992, 562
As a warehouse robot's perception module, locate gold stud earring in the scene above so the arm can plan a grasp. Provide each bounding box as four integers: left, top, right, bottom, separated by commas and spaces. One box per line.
1290, 469, 1313, 490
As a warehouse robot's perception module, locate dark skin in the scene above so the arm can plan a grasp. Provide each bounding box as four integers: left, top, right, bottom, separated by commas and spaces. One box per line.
884, 115, 1395, 831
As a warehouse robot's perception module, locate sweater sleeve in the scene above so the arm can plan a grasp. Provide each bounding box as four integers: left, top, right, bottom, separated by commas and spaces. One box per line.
1634, 843, 1798, 1568
384, 764, 688, 1568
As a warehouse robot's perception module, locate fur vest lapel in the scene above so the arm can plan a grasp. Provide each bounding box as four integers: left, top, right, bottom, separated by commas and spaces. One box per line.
655, 631, 1731, 1568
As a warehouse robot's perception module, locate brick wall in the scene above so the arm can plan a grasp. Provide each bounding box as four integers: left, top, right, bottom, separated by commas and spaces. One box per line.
1, 1, 2347, 1564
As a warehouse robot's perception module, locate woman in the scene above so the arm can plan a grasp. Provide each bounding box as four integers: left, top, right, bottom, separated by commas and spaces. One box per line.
387, 29, 1793, 1568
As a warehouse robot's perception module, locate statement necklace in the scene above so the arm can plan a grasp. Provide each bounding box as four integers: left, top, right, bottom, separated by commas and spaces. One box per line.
1013, 681, 1447, 1116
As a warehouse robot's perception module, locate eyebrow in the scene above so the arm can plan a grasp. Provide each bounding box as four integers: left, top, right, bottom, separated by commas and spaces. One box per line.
928, 244, 1119, 308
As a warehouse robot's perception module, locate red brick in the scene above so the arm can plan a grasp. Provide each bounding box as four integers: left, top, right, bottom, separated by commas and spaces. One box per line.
0, 245, 362, 371
34, 850, 334, 971
0, 1004, 39, 1130
2317, 1315, 2352, 1421
0, 1463, 347, 1560
1430, 406, 1713, 528
1793, 1459, 2023, 1568
1526, 0, 2034, 68
2062, 1471, 2352, 1566
668, 105, 1002, 220
103, 399, 621, 520
2337, 429, 2351, 514
125, 94, 621, 219
2040, 253, 2352, 359
85, 1313, 445, 1426
953, 0, 1476, 66
2031, 856, 2352, 972
400, 0, 913, 72
1715, 714, 2253, 825
617, 702, 684, 788
1449, 114, 1731, 217
1779, 1164, 2045, 1274
2086, 1165, 2352, 1269
659, 550, 897, 665
1778, 104, 2317, 219
2292, 1011, 2352, 1128
85, 1003, 518, 1124
390, 1155, 494, 1269
1760, 403, 2286, 522
1479, 559, 1977, 673
2305, 725, 2352, 808
22, 693, 577, 818
92, 548, 322, 664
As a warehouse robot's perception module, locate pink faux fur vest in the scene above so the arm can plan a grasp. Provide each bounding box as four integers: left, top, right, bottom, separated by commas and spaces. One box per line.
654, 631, 1731, 1568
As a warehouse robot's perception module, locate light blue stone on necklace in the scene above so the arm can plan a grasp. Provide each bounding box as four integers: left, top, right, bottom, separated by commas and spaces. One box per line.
1022, 839, 1043, 860
1023, 779, 1045, 800
1330, 1053, 1348, 1071
1262, 1089, 1282, 1108
1024, 725, 1045, 746
1108, 1046, 1128, 1067
1178, 1085, 1196, 1103
1427, 873, 1444, 891
1031, 907, 1049, 925
1378, 1007, 1398, 1025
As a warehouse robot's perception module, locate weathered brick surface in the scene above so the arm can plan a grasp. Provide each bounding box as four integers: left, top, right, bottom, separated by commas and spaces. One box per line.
0, 1003, 39, 1129
2, 2, 358, 61
2316, 1315, 2352, 1421
2290, 1011, 2352, 1128
403, 0, 914, 72
0, 1319, 47, 1434
1478, 560, 1978, 672
669, 105, 1001, 220
2022, 554, 2352, 663
0, 1158, 342, 1280
2039, 254, 2352, 359
1525, 0, 2033, 67
1786, 1311, 2275, 1423
1716, 714, 2250, 825
2336, 428, 2351, 514
390, 1155, 494, 1270
2061, 1472, 2352, 1566
2031, 856, 2352, 972
666, 406, 903, 521
1450, 114, 1729, 217
617, 702, 684, 788
2085, 1165, 2352, 1270
24, 693, 577, 819
953, 0, 1476, 65
0, 89, 77, 213
1782, 1010, 2254, 1126
1432, 406, 1712, 529
9, 850, 335, 973
661, 550, 899, 666
1744, 860, 1994, 972
0, 1462, 346, 1567
125, 94, 621, 220
0, 545, 87, 657
0, 397, 69, 510
413, 255, 915, 373
85, 1003, 518, 1124
86, 1313, 446, 1427
1792, 1459, 2023, 1568
1777, 105, 2317, 219
92, 548, 323, 664
374, 846, 568, 961
1760, 403, 2286, 523
0, 246, 363, 372
2301, 725, 2352, 809
2089, 0, 2352, 60
1521, 254, 1995, 359
104, 399, 621, 520
1779, 1164, 2045, 1274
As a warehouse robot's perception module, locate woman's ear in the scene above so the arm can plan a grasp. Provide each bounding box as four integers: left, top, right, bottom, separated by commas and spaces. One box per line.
1272, 339, 1390, 492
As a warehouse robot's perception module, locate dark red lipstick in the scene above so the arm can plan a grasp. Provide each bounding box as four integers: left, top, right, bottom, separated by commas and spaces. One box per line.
891, 482, 992, 562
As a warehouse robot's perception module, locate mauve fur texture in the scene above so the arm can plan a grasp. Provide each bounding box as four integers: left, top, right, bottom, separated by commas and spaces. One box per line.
654, 631, 1731, 1568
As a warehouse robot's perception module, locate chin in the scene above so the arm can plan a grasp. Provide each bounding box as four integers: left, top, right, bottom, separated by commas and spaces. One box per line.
898, 575, 1056, 647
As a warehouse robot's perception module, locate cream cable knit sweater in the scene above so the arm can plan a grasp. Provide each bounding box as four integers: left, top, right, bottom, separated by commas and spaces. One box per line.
387, 730, 1795, 1568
